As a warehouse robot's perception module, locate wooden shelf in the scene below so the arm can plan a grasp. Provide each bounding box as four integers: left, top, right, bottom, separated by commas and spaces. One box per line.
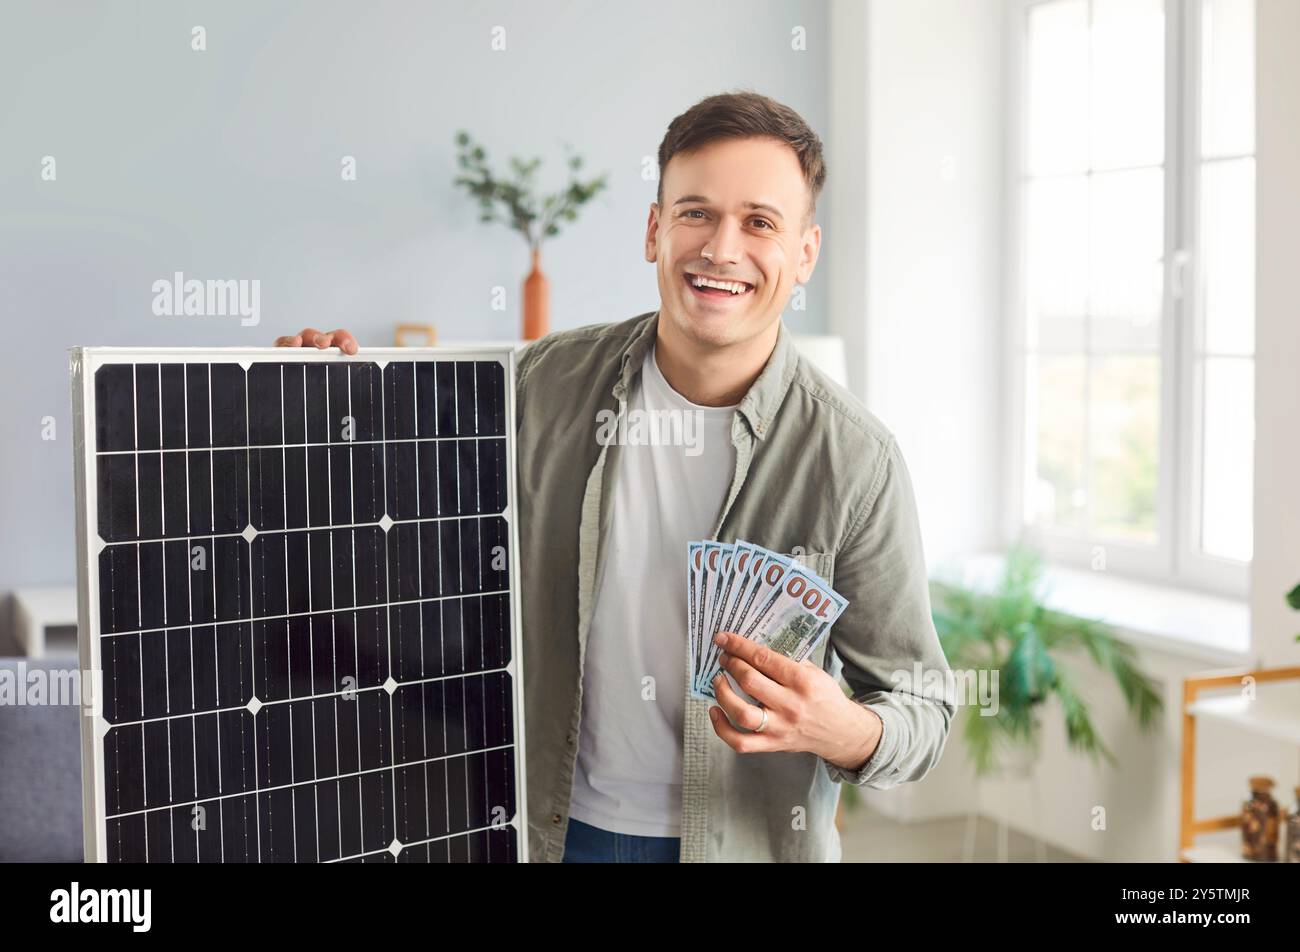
1187, 686, 1300, 746
1180, 665, 1300, 862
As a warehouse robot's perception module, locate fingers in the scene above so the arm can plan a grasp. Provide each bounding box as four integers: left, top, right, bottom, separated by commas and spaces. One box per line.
714, 631, 804, 688
709, 705, 779, 753
272, 328, 359, 353
800, 659, 823, 675
716, 649, 785, 709
328, 328, 359, 355
712, 672, 768, 733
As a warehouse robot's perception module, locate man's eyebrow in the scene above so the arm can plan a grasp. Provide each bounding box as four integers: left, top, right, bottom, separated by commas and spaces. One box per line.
672, 195, 785, 221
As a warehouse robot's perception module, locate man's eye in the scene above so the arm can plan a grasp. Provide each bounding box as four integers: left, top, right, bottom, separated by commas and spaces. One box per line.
679, 209, 771, 229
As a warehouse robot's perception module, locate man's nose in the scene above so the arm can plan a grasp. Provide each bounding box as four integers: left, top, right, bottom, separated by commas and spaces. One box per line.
701, 216, 745, 265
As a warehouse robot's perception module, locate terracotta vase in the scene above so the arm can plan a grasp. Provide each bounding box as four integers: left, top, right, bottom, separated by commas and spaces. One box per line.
522, 246, 549, 341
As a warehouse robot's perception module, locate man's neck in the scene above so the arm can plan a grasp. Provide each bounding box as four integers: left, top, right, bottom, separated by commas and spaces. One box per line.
652, 314, 780, 408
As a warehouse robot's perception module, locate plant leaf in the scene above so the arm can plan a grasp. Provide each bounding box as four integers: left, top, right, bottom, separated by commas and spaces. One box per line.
931, 542, 1164, 778
1053, 665, 1116, 766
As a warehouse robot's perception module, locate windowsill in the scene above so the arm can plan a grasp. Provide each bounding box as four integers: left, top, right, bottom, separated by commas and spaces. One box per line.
936, 552, 1252, 669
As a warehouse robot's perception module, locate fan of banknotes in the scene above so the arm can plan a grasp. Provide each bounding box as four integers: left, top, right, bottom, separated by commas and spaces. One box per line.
687, 540, 848, 701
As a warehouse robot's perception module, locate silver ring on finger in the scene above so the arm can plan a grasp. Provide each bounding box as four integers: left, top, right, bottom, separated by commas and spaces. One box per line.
753, 706, 769, 734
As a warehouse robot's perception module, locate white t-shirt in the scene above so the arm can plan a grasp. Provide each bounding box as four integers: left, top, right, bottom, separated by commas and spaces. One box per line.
567, 343, 738, 837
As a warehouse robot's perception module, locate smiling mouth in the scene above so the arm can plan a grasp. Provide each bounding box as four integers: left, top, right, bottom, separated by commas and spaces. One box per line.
684, 271, 755, 299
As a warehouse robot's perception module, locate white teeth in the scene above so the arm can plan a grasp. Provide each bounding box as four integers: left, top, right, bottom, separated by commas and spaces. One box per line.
690, 275, 751, 294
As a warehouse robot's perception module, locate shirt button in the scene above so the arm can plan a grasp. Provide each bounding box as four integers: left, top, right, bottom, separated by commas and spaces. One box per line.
566, 733, 575, 747
551, 813, 563, 825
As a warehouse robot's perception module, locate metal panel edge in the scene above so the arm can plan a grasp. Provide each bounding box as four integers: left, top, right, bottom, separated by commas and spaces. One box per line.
500, 349, 529, 863
69, 347, 106, 862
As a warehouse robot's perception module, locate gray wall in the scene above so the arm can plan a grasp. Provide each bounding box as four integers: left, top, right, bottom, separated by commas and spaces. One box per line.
0, 0, 831, 644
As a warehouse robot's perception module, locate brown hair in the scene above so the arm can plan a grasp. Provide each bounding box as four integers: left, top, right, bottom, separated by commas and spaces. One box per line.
656, 89, 827, 229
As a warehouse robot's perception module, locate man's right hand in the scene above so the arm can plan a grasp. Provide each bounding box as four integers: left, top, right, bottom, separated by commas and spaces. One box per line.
273, 327, 359, 355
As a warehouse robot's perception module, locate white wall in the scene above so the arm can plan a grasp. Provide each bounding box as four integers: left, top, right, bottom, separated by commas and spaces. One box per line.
1252, 0, 1300, 671
826, 0, 870, 410
829, 0, 1004, 571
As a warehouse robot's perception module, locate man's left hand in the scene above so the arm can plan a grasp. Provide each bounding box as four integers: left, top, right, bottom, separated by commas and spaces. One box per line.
708, 631, 883, 773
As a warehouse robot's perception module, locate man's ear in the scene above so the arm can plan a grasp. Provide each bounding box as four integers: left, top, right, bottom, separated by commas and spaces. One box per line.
645, 202, 660, 263
796, 221, 822, 284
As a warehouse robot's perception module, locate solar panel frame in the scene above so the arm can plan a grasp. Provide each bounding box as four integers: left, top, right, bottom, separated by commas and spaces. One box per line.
69, 346, 529, 863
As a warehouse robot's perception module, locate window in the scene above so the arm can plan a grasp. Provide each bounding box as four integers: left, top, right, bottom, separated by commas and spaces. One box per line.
1008, 0, 1254, 597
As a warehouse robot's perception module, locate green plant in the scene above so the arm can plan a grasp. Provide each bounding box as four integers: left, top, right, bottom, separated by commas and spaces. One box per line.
931, 544, 1163, 778
453, 130, 609, 252
1288, 581, 1300, 640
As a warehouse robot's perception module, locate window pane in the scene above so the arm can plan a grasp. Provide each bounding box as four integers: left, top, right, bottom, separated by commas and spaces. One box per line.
1091, 0, 1165, 170
1200, 157, 1254, 355
1201, 357, 1253, 561
1089, 357, 1160, 543
1201, 0, 1255, 157
1026, 176, 1088, 351
1027, 0, 1089, 176
1089, 168, 1164, 351
1027, 355, 1087, 531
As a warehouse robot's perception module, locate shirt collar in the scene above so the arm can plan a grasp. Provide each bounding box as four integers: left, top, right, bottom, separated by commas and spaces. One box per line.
613, 310, 795, 442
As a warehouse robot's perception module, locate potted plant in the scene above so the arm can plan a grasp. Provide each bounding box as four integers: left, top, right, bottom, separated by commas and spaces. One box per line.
453, 130, 609, 340
931, 544, 1164, 779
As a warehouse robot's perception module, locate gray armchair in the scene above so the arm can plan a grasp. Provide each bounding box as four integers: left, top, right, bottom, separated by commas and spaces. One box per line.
0, 658, 84, 861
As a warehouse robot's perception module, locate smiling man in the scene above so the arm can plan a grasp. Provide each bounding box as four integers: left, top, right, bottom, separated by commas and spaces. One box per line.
277, 90, 954, 863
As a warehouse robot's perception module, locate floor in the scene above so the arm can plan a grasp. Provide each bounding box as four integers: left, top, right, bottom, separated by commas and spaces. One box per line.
839, 802, 1088, 862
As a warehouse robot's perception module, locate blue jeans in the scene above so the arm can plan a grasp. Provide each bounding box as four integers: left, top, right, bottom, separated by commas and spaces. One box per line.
561, 818, 681, 863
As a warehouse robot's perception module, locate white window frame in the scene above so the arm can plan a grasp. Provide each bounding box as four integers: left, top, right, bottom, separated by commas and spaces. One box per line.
1002, 0, 1252, 600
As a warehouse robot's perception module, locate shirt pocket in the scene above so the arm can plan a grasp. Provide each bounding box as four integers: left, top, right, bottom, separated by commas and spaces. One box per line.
790, 550, 834, 586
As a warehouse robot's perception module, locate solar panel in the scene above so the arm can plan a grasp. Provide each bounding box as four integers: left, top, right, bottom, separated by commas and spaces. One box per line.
69, 347, 527, 863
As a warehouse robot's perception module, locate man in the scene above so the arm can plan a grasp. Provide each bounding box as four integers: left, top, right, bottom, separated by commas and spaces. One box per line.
276, 91, 954, 863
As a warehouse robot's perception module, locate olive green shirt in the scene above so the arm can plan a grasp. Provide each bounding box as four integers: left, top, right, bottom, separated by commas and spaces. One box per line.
514, 310, 954, 862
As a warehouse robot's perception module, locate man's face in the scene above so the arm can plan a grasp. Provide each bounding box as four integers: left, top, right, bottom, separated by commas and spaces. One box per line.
646, 136, 821, 351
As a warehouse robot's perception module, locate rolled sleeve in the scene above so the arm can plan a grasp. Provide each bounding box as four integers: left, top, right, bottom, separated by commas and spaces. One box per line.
821, 437, 955, 788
